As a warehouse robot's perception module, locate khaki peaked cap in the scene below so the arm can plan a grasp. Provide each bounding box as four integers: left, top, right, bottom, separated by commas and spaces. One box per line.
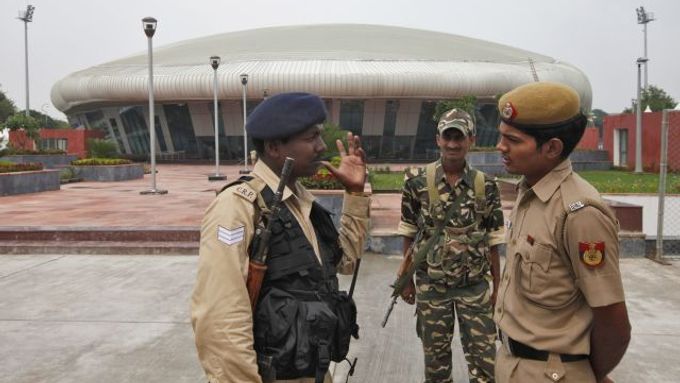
498, 82, 583, 129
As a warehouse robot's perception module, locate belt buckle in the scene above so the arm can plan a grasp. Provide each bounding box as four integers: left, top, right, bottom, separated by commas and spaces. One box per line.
500, 331, 513, 355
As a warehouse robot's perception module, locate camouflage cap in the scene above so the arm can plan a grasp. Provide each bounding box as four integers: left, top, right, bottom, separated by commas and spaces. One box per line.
498, 82, 583, 129
437, 109, 475, 136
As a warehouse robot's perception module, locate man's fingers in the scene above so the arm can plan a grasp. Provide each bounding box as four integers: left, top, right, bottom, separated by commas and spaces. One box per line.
335, 139, 346, 156
346, 132, 355, 154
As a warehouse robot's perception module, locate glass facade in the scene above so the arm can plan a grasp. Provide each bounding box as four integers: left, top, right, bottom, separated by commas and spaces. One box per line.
339, 100, 364, 135
413, 101, 439, 160
120, 106, 150, 155
73, 98, 501, 161
164, 104, 198, 158
473, 103, 501, 147
379, 100, 399, 159
108, 118, 126, 152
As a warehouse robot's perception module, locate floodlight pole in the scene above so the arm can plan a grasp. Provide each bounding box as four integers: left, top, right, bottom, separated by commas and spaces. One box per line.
17, 5, 35, 117
140, 17, 167, 195
636, 6, 655, 90
208, 56, 226, 181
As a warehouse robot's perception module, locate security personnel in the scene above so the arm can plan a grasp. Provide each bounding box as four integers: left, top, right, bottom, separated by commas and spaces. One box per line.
494, 82, 631, 383
191, 92, 370, 383
397, 109, 505, 383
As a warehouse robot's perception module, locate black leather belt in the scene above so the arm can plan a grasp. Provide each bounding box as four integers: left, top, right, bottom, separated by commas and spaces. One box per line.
501, 331, 589, 363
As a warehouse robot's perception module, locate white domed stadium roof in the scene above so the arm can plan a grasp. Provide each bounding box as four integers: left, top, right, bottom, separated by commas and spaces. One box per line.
51, 24, 592, 113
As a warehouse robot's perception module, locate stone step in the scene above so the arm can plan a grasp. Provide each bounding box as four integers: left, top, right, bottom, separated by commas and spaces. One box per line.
0, 226, 199, 242
0, 240, 198, 255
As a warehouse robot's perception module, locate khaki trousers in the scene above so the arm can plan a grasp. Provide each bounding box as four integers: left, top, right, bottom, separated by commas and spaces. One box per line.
495, 345, 595, 383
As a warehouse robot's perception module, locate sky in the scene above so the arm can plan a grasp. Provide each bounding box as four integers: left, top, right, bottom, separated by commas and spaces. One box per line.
1, 0, 678, 121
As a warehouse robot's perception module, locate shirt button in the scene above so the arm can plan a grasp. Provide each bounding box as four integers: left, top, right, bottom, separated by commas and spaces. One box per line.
551, 372, 559, 381
511, 239, 517, 246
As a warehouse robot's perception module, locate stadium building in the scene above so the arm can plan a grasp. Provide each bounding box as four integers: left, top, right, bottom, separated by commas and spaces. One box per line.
51, 24, 592, 161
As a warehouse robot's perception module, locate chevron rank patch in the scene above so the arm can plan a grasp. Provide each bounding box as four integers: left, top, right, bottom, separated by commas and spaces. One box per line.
579, 241, 605, 268
217, 225, 245, 246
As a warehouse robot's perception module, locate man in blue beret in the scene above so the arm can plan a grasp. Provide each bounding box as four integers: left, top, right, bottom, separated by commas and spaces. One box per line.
192, 92, 371, 383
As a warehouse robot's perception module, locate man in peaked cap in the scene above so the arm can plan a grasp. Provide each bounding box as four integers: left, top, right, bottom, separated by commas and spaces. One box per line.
191, 92, 371, 383
397, 108, 505, 383
494, 82, 631, 383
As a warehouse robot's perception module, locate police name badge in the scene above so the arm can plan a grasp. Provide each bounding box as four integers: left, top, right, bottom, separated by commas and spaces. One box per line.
578, 241, 605, 267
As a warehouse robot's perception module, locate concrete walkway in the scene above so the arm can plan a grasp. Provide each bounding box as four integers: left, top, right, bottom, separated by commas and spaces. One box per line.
0, 253, 678, 383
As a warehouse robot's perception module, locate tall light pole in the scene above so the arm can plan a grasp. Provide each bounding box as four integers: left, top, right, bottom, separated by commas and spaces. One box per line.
636, 6, 655, 90
17, 4, 35, 117
140, 17, 167, 195
208, 56, 226, 181
239, 73, 249, 174
634, 57, 648, 174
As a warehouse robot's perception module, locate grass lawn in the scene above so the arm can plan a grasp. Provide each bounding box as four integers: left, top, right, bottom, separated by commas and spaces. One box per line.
369, 169, 680, 194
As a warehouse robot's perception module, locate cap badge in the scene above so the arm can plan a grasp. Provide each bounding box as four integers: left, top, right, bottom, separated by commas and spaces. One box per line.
502, 102, 517, 121
578, 241, 605, 268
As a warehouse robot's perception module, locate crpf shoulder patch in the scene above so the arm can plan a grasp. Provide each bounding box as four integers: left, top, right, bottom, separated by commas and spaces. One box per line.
579, 241, 605, 268
232, 183, 257, 203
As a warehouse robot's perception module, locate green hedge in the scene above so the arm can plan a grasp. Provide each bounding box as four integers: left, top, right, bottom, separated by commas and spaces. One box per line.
1, 148, 66, 156
0, 161, 43, 173
71, 158, 132, 166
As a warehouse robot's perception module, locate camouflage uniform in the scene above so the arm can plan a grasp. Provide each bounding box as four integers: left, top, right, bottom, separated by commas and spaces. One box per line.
398, 160, 505, 383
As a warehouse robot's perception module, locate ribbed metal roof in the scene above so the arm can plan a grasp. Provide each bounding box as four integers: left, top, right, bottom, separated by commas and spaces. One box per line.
51, 24, 592, 113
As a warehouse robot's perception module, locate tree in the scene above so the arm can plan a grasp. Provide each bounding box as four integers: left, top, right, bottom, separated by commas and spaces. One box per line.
642, 85, 677, 111
591, 108, 608, 128
433, 96, 478, 122
0, 88, 17, 124
27, 109, 70, 129
622, 85, 677, 113
2, 113, 41, 149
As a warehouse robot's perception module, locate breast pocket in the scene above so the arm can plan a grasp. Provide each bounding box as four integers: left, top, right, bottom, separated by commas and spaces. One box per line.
515, 241, 579, 309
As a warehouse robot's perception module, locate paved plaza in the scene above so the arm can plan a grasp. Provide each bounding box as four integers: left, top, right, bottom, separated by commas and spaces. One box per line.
0, 253, 678, 383
1, 164, 679, 382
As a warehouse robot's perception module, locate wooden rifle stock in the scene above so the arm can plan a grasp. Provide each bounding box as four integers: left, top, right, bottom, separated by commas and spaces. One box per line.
246, 157, 295, 311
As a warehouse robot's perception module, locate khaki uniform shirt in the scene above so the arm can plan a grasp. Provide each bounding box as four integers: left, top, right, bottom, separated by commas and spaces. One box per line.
191, 160, 370, 383
494, 159, 625, 355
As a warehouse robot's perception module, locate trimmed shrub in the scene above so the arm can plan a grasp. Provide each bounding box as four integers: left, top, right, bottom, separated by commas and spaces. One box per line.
0, 161, 43, 173
87, 138, 119, 158
71, 158, 132, 166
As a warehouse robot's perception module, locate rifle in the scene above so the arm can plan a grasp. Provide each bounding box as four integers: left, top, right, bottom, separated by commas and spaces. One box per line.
246, 157, 295, 311
382, 197, 461, 327
381, 242, 416, 328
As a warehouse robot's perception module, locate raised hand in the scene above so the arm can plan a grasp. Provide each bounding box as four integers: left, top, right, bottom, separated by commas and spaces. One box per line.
321, 132, 367, 193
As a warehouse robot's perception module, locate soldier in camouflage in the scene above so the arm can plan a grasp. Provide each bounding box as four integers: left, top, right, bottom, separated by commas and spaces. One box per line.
396, 109, 505, 383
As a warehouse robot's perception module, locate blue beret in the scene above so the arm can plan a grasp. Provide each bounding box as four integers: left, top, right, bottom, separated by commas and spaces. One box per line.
246, 92, 327, 140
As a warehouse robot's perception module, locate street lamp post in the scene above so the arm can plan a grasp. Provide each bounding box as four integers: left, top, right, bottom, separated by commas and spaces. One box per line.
208, 56, 226, 181
17, 4, 35, 117
634, 57, 647, 174
140, 17, 167, 195
636, 6, 655, 90
239, 74, 249, 174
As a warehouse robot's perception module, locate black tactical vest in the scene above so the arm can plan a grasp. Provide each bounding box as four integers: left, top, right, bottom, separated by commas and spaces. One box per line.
248, 184, 358, 382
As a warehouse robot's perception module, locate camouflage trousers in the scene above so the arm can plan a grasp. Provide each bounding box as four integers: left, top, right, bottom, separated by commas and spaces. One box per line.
416, 277, 496, 383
